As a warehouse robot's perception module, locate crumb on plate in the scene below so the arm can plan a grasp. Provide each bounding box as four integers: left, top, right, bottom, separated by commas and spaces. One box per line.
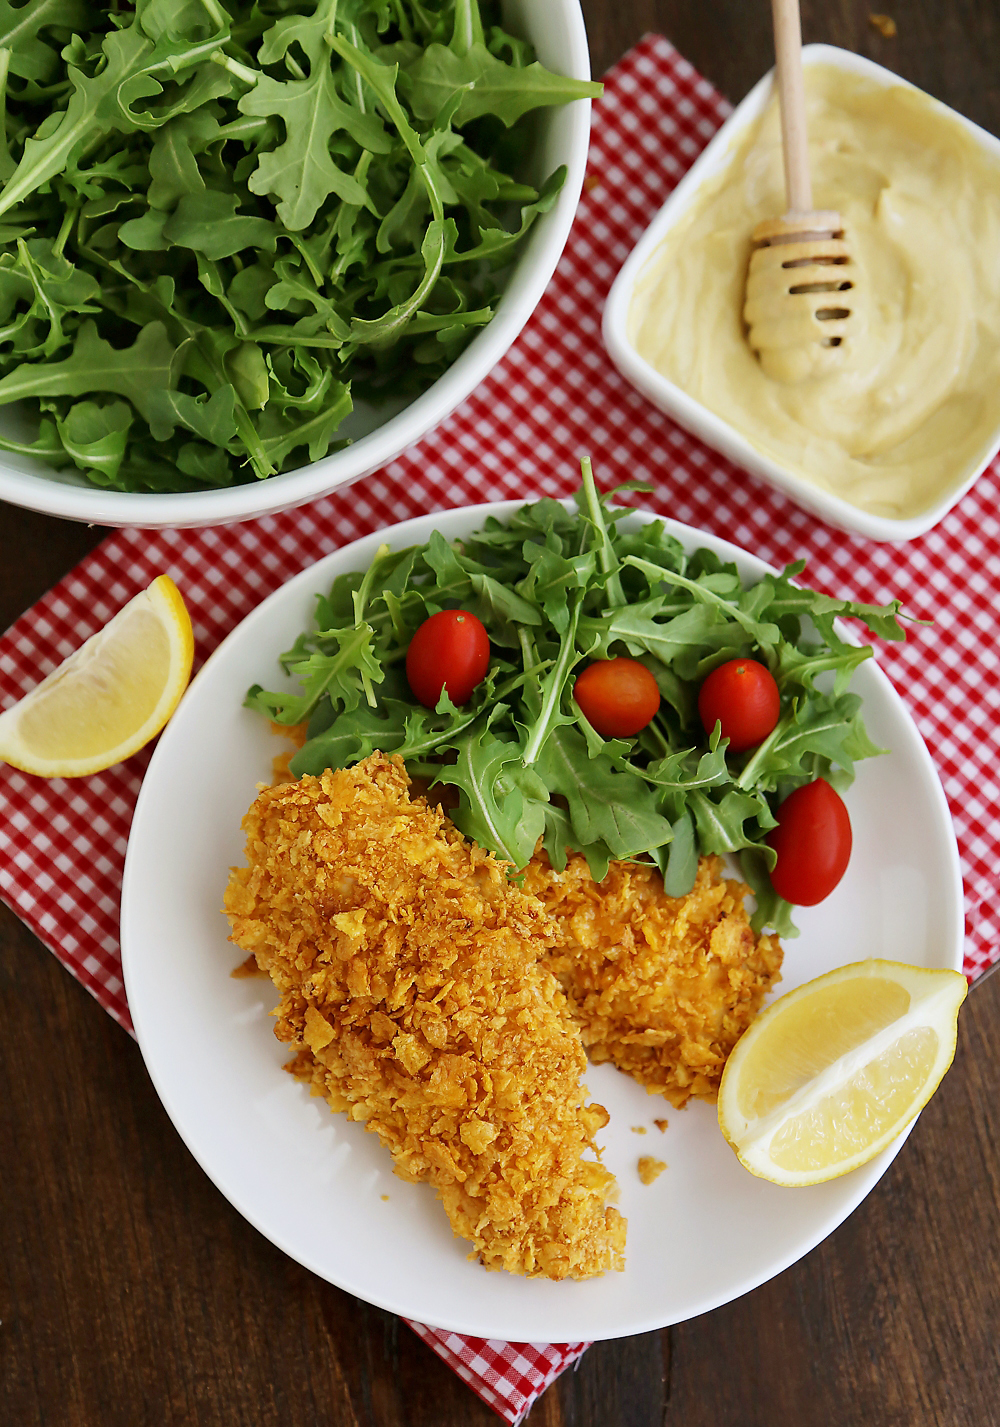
637, 1157, 667, 1185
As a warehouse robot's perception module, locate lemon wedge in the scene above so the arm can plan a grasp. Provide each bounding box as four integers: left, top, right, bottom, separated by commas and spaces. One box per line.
718, 959, 967, 1186
0, 575, 194, 777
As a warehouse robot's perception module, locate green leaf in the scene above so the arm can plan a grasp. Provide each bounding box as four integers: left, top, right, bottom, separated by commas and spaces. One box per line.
740, 848, 800, 938
644, 744, 731, 794
623, 555, 783, 653
0, 12, 229, 219
254, 381, 353, 467
466, 571, 542, 633
5, 238, 101, 358
0, 48, 15, 182
534, 724, 673, 862
223, 342, 269, 411
0, 320, 182, 420
253, 622, 383, 726
118, 207, 171, 251
54, 399, 133, 483
288, 699, 409, 776
517, 541, 596, 633
239, 0, 389, 230
406, 41, 602, 127
161, 190, 278, 259
146, 110, 213, 209
349, 216, 454, 347
776, 639, 872, 697
541, 802, 613, 884
0, 415, 64, 464
175, 441, 234, 486
736, 694, 887, 792
578, 601, 721, 666
433, 723, 544, 869
661, 811, 698, 897
0, 0, 89, 83
688, 788, 772, 856
147, 384, 238, 447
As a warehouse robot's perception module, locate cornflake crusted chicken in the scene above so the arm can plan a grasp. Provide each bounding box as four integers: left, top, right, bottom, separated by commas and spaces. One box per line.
224, 752, 625, 1280
522, 853, 783, 1108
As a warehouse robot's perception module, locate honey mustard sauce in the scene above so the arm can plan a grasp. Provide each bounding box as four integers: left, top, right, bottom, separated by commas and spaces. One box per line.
629, 66, 1000, 520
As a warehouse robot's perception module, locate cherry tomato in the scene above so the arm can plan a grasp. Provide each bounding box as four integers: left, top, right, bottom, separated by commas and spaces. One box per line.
406, 609, 490, 709
766, 779, 852, 906
698, 657, 781, 753
573, 657, 661, 738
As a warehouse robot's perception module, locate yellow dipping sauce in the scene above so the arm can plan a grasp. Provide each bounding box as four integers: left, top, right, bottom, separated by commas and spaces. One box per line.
628, 65, 1000, 521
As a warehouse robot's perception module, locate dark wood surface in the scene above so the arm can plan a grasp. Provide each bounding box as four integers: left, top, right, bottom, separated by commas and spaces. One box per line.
2, 4, 999, 1424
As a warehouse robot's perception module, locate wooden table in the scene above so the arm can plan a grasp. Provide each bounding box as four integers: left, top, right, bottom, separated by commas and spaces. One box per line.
2, 4, 998, 1423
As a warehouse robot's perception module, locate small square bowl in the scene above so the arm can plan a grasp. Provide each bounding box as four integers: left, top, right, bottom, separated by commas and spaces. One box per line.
602, 44, 1000, 543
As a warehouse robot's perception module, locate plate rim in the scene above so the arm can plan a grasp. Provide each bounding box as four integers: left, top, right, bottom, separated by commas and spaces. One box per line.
121, 499, 965, 1339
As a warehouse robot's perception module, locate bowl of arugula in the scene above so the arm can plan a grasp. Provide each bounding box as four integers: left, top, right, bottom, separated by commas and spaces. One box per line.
0, 0, 598, 527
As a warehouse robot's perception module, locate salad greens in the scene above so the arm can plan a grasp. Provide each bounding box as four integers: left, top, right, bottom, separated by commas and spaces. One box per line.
0, 0, 600, 492
247, 460, 910, 936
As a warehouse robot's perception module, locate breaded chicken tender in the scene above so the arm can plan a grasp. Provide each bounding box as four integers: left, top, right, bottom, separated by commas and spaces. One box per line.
522, 852, 783, 1108
224, 752, 625, 1279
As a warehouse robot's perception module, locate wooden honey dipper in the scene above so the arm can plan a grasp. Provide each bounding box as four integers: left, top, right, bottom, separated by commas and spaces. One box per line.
743, 0, 857, 383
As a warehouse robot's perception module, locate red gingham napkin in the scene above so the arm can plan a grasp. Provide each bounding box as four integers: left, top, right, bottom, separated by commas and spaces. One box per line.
1, 36, 998, 1423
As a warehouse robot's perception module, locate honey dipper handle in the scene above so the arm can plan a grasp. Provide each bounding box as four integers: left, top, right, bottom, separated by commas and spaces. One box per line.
771, 0, 813, 214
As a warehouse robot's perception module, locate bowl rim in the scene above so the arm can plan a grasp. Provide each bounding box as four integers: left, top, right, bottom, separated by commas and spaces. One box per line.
602, 42, 1000, 544
0, 0, 593, 530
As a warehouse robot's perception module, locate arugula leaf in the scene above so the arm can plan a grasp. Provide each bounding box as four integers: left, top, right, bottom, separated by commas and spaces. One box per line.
239, 0, 388, 230
0, 0, 598, 491
255, 381, 353, 466
406, 41, 602, 127
688, 788, 774, 856
245, 464, 910, 937
0, 320, 181, 419
161, 191, 278, 259
659, 812, 698, 897
534, 724, 674, 862
0, 0, 89, 84
5, 238, 100, 358
740, 848, 800, 939
54, 399, 132, 483
147, 384, 238, 446
288, 698, 411, 775
248, 622, 382, 725
432, 721, 545, 868
0, 12, 229, 220
644, 744, 731, 794
145, 111, 213, 210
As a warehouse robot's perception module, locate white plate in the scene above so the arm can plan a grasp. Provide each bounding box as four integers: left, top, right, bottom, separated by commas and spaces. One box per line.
121, 502, 964, 1342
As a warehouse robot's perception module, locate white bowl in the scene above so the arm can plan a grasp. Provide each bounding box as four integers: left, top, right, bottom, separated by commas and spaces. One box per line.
603, 44, 1000, 543
0, 0, 592, 530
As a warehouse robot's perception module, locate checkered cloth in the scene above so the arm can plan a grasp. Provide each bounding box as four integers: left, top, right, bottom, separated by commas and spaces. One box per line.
1, 35, 997, 1424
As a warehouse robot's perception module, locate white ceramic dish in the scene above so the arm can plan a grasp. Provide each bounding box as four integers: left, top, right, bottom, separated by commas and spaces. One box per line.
603, 45, 1000, 543
120, 501, 964, 1342
0, 1, 592, 530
